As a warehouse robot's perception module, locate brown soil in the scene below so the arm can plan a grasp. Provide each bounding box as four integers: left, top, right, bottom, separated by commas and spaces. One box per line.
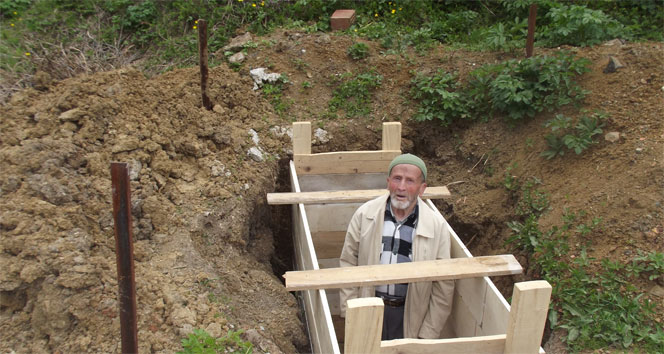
1, 29, 662, 353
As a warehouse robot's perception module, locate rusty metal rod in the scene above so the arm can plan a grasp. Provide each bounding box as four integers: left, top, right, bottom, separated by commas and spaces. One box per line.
198, 19, 213, 110
111, 162, 138, 354
526, 4, 537, 58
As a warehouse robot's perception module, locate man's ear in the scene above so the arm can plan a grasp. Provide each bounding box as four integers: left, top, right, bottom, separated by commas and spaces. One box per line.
418, 182, 427, 196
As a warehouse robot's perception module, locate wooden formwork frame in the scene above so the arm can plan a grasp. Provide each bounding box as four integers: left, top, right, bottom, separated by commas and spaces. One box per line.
274, 121, 548, 354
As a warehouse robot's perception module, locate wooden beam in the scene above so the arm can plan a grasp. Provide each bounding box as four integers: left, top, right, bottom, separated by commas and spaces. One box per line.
285, 255, 523, 291
294, 150, 401, 175
381, 122, 401, 151
293, 122, 311, 155
380, 334, 506, 354
344, 298, 383, 354
504, 281, 552, 354
267, 186, 450, 205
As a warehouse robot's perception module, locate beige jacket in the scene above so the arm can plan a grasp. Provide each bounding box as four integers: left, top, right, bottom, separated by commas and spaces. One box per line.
339, 194, 454, 339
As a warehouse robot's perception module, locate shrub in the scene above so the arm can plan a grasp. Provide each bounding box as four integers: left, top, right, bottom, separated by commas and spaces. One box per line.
347, 42, 369, 60
468, 52, 590, 122
542, 112, 607, 159
541, 4, 625, 47
410, 70, 468, 126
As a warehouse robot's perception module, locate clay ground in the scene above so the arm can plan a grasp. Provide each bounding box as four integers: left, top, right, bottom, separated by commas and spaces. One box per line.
1, 29, 662, 353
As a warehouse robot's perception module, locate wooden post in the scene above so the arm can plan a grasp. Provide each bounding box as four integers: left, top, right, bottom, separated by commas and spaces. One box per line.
111, 163, 138, 354
504, 280, 552, 354
198, 19, 213, 110
381, 122, 402, 151
344, 298, 383, 354
293, 122, 312, 155
525, 4, 537, 58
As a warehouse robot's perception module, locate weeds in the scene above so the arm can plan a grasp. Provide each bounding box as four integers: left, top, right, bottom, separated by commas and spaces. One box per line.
178, 328, 252, 354
506, 178, 663, 351
347, 42, 369, 60
410, 70, 468, 126
542, 112, 607, 159
328, 70, 383, 118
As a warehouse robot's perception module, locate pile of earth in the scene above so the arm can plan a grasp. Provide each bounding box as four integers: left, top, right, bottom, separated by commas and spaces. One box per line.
1, 28, 662, 354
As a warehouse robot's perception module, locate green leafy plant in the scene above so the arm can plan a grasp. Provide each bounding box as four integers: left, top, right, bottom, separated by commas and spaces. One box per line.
328, 70, 383, 118
541, 4, 626, 47
410, 70, 468, 126
542, 112, 607, 159
261, 75, 291, 115
178, 329, 253, 354
347, 42, 369, 60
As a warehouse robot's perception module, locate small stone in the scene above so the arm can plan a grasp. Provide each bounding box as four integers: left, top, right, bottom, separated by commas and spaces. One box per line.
247, 147, 264, 162
248, 129, 260, 145
222, 32, 252, 52
58, 108, 86, 122
313, 128, 330, 144
650, 285, 664, 298
635, 147, 643, 153
128, 160, 142, 180
604, 132, 620, 142
228, 52, 245, 64
603, 56, 625, 74
213, 104, 224, 113
206, 322, 223, 338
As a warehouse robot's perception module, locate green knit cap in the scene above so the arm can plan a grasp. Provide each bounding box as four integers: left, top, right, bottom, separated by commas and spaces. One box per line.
388, 153, 427, 181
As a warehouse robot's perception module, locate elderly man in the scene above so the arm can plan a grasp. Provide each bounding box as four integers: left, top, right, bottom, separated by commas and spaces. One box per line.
339, 153, 454, 340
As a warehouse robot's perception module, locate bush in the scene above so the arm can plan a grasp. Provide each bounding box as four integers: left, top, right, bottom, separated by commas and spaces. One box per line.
542, 112, 607, 159
541, 4, 625, 47
469, 52, 590, 122
347, 42, 369, 60
410, 70, 468, 126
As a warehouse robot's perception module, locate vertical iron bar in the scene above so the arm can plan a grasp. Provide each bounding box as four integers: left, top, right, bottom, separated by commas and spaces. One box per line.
526, 4, 537, 58
198, 19, 212, 110
111, 162, 138, 354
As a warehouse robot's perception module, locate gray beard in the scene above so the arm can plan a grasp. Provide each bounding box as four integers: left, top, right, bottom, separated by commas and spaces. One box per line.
390, 196, 412, 211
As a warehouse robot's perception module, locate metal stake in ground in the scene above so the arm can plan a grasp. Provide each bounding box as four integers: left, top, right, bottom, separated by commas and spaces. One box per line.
198, 19, 213, 110
111, 162, 138, 354
525, 4, 537, 58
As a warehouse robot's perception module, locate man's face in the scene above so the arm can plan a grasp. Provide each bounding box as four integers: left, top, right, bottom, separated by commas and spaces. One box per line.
387, 164, 427, 212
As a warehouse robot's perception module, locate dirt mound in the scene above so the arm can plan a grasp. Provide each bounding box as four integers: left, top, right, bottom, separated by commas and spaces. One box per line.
1, 28, 662, 353
1, 65, 307, 352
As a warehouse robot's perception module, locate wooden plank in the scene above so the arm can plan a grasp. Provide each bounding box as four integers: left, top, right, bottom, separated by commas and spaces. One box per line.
380, 335, 506, 354
381, 122, 401, 151
267, 186, 450, 205
294, 150, 401, 175
312, 231, 346, 259
504, 281, 552, 354
285, 255, 523, 291
344, 298, 383, 354
293, 122, 311, 155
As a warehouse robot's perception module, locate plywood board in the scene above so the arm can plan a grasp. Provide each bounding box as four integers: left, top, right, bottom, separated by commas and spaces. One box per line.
298, 173, 387, 192
305, 204, 360, 233
312, 231, 346, 259
294, 150, 401, 175
453, 277, 487, 336
267, 186, 450, 205
479, 279, 511, 336
285, 255, 523, 291
380, 335, 506, 354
